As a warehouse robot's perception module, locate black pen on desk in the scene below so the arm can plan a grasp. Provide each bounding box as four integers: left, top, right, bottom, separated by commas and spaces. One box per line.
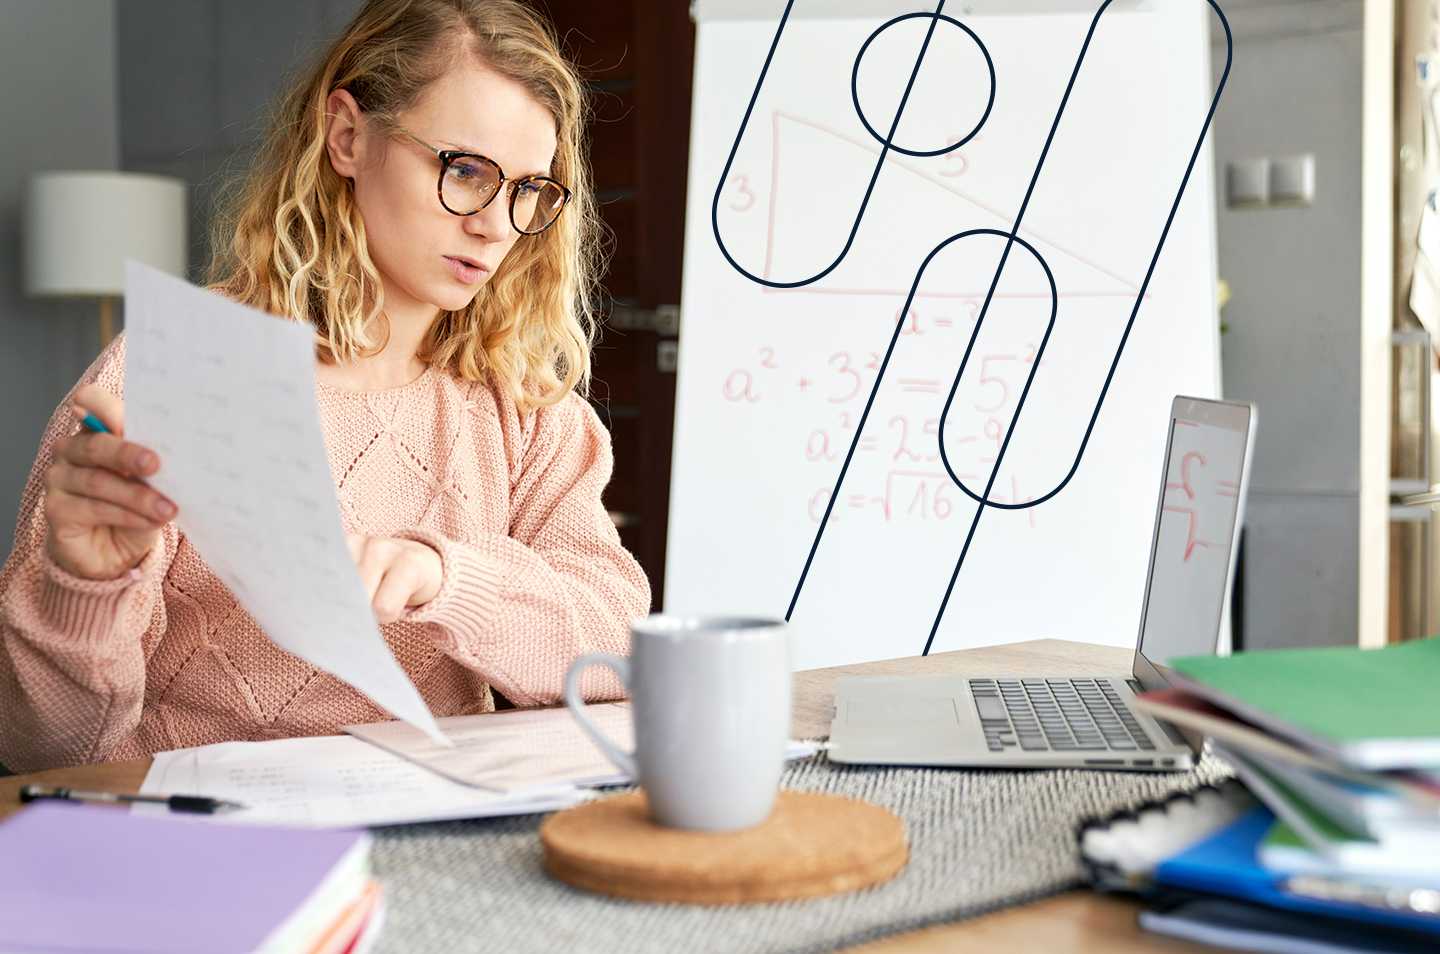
19, 784, 246, 815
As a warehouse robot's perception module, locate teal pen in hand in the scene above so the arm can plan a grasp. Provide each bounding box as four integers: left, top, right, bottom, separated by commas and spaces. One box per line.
79, 412, 111, 434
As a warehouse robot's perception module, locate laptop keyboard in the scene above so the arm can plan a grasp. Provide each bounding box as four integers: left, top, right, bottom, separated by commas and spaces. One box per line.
969, 678, 1156, 753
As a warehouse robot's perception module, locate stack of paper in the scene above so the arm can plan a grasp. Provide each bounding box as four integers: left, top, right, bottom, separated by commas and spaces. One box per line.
345, 702, 818, 792
1134, 637, 1440, 930
141, 704, 821, 828
0, 802, 385, 953
141, 733, 590, 829
345, 702, 640, 791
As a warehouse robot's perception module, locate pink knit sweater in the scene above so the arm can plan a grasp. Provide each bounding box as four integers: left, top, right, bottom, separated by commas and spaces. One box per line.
0, 336, 650, 772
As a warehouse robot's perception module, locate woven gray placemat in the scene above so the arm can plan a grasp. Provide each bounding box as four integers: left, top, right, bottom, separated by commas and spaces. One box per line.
370, 752, 1230, 954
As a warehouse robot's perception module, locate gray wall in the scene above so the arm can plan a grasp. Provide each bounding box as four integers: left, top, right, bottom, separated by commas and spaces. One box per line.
1212, 1, 1366, 649
119, 0, 364, 278
0, 0, 119, 550
1, 0, 365, 552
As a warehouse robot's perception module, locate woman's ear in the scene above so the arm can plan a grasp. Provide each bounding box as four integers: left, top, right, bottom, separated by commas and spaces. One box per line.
325, 88, 364, 180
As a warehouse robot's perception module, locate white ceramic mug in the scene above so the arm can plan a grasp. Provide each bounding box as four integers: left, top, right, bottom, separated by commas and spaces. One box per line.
563, 615, 791, 831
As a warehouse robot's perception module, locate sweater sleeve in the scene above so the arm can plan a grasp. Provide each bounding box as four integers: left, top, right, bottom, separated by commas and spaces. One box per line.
0, 335, 178, 772
395, 393, 651, 706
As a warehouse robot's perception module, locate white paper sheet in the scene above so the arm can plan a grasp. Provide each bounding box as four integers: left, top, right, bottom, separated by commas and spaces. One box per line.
122, 262, 444, 744
138, 735, 587, 828
346, 703, 823, 793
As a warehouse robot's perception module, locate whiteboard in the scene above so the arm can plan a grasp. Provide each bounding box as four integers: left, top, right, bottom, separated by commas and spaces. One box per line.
666, 0, 1227, 670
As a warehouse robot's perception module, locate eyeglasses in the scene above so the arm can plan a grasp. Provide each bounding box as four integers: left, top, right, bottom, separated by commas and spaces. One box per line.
395, 128, 571, 235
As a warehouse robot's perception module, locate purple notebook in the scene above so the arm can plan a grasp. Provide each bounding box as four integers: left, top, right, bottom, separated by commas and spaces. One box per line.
0, 802, 369, 953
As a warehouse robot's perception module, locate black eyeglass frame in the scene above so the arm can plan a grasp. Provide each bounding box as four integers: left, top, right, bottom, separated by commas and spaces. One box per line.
396, 128, 571, 235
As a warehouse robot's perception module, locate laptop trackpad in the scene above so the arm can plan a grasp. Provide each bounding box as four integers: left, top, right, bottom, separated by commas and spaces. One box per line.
834, 682, 976, 763
846, 697, 960, 726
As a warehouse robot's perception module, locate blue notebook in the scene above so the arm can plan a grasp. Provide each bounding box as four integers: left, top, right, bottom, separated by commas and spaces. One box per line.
1155, 806, 1440, 936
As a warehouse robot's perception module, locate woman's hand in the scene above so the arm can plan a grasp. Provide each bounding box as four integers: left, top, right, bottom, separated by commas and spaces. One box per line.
43, 385, 177, 581
346, 533, 443, 623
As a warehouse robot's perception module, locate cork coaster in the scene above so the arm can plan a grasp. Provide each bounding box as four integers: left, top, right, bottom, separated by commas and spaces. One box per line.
539, 790, 908, 905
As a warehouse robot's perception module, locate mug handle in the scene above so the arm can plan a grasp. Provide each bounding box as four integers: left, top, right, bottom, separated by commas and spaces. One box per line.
564, 652, 636, 778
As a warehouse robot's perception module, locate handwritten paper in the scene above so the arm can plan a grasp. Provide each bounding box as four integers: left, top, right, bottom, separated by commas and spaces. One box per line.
346, 704, 823, 794
138, 735, 586, 828
122, 261, 445, 744
348, 704, 637, 793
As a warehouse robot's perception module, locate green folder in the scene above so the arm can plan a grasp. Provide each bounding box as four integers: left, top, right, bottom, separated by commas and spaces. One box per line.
1168, 637, 1440, 770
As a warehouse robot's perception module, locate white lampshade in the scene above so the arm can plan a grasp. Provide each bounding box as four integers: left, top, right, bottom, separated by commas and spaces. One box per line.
23, 171, 188, 298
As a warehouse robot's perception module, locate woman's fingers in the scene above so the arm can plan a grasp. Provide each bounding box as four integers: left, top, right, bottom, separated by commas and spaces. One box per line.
371, 564, 420, 623
348, 535, 429, 623
352, 536, 389, 604
62, 385, 160, 481
72, 385, 126, 436
44, 488, 166, 532
56, 430, 159, 480
47, 460, 175, 522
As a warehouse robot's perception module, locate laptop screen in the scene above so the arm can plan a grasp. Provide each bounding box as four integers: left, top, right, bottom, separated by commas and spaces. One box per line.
1133, 397, 1254, 689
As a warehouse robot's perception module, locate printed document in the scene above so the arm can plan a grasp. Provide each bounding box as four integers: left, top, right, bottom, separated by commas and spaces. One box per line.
122, 262, 444, 744
138, 734, 585, 828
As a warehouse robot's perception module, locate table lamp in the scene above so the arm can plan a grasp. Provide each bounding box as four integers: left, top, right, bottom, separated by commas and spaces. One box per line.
22, 171, 188, 348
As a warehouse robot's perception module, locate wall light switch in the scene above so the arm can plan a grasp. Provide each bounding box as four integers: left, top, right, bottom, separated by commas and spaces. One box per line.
1226, 158, 1269, 208
1269, 154, 1315, 205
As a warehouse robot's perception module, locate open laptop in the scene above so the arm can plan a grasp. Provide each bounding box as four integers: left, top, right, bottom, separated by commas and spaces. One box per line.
828, 395, 1256, 772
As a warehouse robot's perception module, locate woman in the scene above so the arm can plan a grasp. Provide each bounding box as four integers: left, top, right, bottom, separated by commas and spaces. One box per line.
0, 0, 650, 773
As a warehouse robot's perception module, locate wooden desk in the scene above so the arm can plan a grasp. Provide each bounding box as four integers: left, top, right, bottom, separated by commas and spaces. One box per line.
0, 638, 1212, 952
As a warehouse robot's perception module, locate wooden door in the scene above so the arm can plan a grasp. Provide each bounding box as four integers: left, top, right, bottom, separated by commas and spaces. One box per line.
541, 0, 695, 607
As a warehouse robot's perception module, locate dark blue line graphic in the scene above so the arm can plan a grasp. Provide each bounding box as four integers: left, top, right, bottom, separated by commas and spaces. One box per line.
710, 1, 1234, 655
851, 12, 995, 158
709, 0, 957, 289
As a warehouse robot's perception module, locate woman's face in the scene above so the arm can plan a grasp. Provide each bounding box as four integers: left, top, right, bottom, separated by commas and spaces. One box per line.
326, 59, 559, 320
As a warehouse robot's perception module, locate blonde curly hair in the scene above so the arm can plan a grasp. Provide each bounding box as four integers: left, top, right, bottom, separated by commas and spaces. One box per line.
205, 0, 603, 410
